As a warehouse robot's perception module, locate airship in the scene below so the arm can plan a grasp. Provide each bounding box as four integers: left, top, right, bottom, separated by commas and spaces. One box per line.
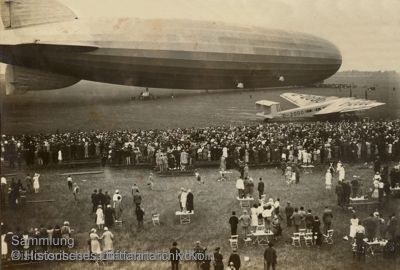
0, 0, 342, 95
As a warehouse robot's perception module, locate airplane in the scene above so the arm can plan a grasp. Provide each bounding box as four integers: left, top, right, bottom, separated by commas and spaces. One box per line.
255, 93, 385, 120
0, 0, 341, 95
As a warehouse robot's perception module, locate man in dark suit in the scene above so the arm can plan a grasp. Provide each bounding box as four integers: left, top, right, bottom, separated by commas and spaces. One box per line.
213, 247, 224, 270
264, 242, 277, 270
228, 249, 241, 270
257, 178, 265, 199
135, 206, 145, 230
98, 189, 106, 209
285, 202, 294, 227
91, 189, 98, 213
170, 241, 180, 270
229, 211, 239, 235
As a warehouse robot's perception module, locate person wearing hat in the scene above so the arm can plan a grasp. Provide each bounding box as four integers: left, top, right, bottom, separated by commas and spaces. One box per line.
61, 221, 72, 240
67, 175, 73, 191
186, 189, 194, 213
33, 173, 40, 193
114, 195, 123, 222
229, 211, 239, 236
200, 246, 211, 270
264, 242, 277, 270
72, 183, 80, 201
193, 241, 203, 270
239, 210, 251, 240
133, 189, 142, 208
89, 228, 101, 255
101, 227, 114, 252
91, 189, 99, 213
170, 241, 180, 270
135, 206, 145, 230
179, 188, 188, 212
104, 204, 115, 228
213, 247, 224, 270
228, 248, 241, 270
113, 190, 122, 206
390, 165, 400, 188
257, 178, 264, 199
96, 205, 105, 230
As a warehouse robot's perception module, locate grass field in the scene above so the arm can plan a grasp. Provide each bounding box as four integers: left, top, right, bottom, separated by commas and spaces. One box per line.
2, 164, 400, 270
1, 73, 399, 134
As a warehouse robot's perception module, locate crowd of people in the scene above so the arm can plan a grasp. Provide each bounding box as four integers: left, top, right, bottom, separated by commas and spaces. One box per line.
1, 221, 74, 257
2, 120, 399, 171
2, 120, 400, 269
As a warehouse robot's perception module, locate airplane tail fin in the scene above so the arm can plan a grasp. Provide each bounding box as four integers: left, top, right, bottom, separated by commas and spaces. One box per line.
1, 0, 77, 29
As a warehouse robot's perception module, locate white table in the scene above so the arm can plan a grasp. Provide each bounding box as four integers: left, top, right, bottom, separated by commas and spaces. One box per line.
175, 211, 194, 224
252, 230, 274, 245
390, 187, 400, 195
218, 170, 233, 181
301, 165, 314, 174
364, 239, 388, 256
236, 197, 255, 208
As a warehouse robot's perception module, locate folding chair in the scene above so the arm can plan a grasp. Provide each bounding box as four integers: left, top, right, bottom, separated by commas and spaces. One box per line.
304, 232, 314, 247
152, 214, 160, 226
323, 229, 334, 244
299, 228, 306, 243
229, 235, 239, 249
291, 233, 301, 247
244, 235, 253, 246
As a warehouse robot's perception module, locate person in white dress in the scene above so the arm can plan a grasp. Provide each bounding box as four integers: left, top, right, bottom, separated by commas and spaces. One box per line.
96, 206, 105, 230
349, 214, 359, 239
236, 178, 245, 198
371, 173, 380, 199
112, 190, 122, 207
338, 165, 345, 182
58, 150, 63, 164
33, 173, 40, 193
1, 231, 7, 258
180, 189, 188, 212
250, 204, 259, 229
101, 227, 114, 252
89, 228, 102, 255
325, 169, 332, 190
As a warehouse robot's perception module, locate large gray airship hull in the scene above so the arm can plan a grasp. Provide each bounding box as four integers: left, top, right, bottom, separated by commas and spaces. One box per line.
0, 0, 342, 94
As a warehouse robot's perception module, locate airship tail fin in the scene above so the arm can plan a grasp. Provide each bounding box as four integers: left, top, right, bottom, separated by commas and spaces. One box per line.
1, 0, 77, 29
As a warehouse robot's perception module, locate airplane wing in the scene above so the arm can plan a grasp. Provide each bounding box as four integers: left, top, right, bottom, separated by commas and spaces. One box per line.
280, 93, 338, 107
315, 99, 385, 115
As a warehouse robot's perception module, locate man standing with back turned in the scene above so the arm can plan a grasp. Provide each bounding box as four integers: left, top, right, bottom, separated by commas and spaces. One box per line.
264, 242, 277, 270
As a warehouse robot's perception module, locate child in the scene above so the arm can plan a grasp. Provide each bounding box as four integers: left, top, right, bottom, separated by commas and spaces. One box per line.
147, 172, 154, 190
72, 183, 80, 201
195, 170, 203, 184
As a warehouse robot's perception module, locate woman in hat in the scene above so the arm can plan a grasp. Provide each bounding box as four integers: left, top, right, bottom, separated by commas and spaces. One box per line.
89, 228, 101, 255
114, 196, 123, 221
33, 173, 40, 193
101, 227, 114, 252
325, 169, 332, 190
96, 205, 105, 230
371, 172, 381, 199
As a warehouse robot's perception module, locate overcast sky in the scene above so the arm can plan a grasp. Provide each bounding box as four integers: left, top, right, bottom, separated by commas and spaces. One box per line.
1, 0, 400, 72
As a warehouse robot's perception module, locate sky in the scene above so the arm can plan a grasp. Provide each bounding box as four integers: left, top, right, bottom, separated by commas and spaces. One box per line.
1, 0, 400, 72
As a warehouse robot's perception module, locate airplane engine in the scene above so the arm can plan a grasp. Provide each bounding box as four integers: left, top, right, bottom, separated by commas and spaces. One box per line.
5, 65, 80, 95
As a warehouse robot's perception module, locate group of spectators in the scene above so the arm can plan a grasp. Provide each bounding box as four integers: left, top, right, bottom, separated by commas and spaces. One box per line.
1, 221, 74, 258
1, 120, 399, 171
